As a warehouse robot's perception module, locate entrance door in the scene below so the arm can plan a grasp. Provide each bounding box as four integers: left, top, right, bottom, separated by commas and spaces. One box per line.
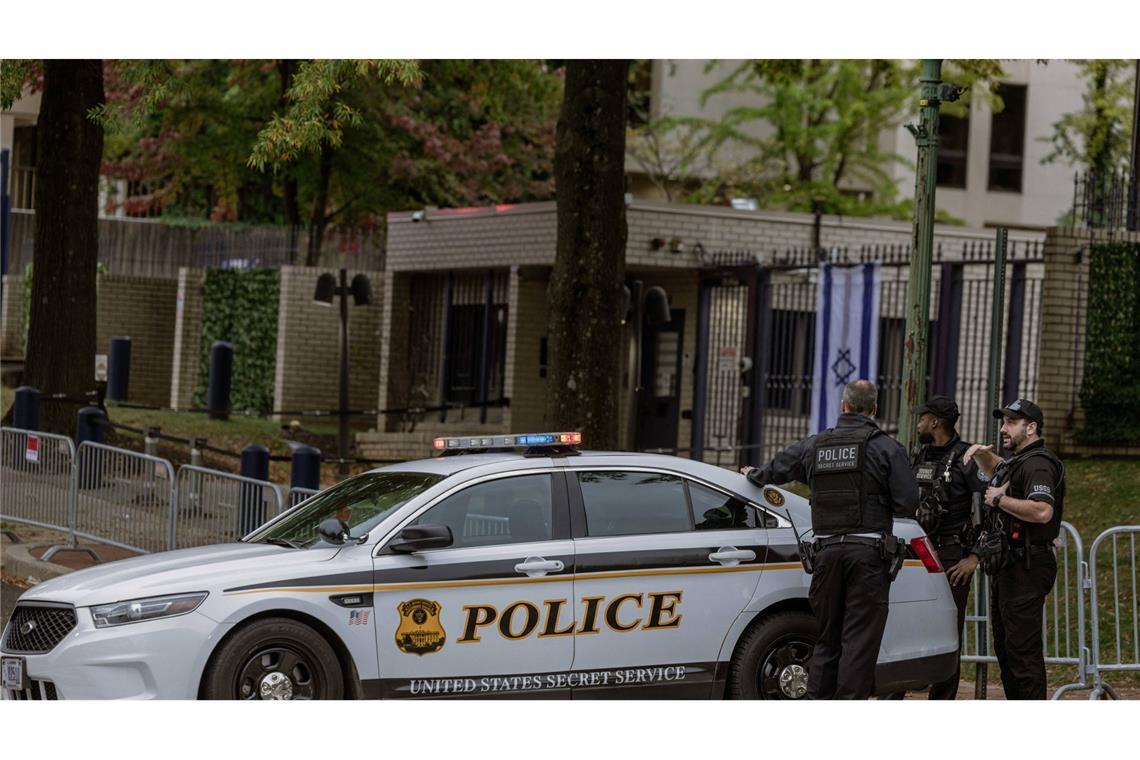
637, 309, 685, 451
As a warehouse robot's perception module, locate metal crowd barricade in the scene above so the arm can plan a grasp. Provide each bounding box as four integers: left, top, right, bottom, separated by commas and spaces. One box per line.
174, 465, 284, 549
1087, 526, 1140, 700
0, 427, 77, 545
960, 521, 1088, 699
72, 441, 177, 555
288, 486, 321, 509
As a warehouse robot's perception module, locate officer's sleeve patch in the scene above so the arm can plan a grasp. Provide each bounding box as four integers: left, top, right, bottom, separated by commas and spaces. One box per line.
1028, 483, 1055, 503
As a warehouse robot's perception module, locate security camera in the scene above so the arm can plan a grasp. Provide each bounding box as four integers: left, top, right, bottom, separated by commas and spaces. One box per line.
411, 210, 426, 223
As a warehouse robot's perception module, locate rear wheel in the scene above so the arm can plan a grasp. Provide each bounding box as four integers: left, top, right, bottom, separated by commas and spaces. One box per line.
201, 617, 344, 700
727, 611, 817, 699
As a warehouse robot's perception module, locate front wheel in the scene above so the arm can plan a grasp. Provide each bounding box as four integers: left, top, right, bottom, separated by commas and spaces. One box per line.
726, 611, 817, 699
201, 617, 345, 700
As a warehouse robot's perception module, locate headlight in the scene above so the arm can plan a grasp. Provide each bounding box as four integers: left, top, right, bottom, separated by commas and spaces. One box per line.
90, 592, 208, 628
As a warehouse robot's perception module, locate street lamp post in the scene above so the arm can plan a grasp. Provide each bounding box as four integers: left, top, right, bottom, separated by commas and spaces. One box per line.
314, 268, 372, 476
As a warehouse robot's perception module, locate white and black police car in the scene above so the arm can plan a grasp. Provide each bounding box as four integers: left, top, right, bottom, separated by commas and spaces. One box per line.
2, 432, 959, 700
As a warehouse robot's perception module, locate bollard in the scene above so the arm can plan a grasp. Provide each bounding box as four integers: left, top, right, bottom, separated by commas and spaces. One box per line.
144, 427, 160, 458
13, 386, 40, 431
238, 443, 270, 536
107, 336, 132, 402
76, 407, 107, 490
291, 445, 321, 492
190, 438, 205, 468
207, 341, 234, 421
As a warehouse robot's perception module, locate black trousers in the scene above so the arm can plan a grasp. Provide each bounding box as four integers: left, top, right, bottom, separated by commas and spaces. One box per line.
807, 542, 891, 700
990, 546, 1057, 700
882, 543, 970, 700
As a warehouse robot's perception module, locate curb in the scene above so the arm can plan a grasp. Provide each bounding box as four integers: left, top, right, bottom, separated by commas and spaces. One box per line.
0, 540, 73, 585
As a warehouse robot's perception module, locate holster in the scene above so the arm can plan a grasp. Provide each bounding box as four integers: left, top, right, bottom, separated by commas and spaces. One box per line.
882, 534, 906, 582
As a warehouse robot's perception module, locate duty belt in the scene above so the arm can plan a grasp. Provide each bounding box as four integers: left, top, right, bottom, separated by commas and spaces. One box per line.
930, 534, 963, 549
814, 534, 883, 550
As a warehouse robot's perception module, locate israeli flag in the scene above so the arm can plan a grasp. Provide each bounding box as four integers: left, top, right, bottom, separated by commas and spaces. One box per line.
810, 263, 882, 434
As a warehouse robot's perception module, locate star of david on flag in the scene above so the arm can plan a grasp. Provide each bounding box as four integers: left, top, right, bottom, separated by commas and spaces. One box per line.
809, 262, 882, 434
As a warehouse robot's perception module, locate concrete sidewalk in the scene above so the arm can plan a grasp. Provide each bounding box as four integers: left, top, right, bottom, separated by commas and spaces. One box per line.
1, 525, 139, 585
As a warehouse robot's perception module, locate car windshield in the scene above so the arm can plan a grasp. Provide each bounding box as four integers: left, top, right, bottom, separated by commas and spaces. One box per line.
245, 471, 445, 547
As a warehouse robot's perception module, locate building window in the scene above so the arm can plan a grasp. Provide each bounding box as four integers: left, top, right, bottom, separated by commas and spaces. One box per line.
988, 84, 1028, 193
937, 113, 969, 189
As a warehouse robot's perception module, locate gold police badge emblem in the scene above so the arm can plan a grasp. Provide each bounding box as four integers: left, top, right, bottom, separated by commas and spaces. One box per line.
763, 488, 785, 507
396, 599, 446, 655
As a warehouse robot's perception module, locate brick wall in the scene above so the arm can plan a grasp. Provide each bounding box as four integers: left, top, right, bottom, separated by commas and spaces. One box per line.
95, 274, 178, 408
273, 267, 384, 424
169, 268, 207, 410
1037, 227, 1140, 458
1, 275, 24, 357
505, 266, 550, 434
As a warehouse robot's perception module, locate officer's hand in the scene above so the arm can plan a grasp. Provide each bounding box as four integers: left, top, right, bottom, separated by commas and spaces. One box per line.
740, 466, 756, 477
962, 443, 993, 466
946, 554, 979, 586
984, 481, 1009, 508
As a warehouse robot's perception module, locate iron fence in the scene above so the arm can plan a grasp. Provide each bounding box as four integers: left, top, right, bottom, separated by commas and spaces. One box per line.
1071, 171, 1138, 231
173, 465, 284, 549
694, 240, 1045, 468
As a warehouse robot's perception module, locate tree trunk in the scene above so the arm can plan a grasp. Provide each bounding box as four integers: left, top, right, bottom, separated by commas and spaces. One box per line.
546, 61, 629, 449
305, 141, 334, 267
24, 60, 104, 435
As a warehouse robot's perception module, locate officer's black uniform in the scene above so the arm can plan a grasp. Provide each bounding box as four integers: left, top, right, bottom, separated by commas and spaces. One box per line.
986, 401, 1064, 700
881, 396, 987, 700
747, 412, 918, 699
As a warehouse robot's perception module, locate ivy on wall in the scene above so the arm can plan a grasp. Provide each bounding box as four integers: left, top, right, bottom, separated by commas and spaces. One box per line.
1079, 242, 1140, 444
193, 269, 280, 414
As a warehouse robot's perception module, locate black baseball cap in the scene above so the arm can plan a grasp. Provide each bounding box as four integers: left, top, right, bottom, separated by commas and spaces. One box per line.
913, 395, 960, 424
992, 399, 1044, 428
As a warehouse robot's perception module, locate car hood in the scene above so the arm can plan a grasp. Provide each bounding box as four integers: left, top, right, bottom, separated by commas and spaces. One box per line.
18, 543, 341, 608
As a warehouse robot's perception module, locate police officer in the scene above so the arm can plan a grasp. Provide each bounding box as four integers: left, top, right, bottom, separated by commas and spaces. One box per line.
885, 395, 985, 700
741, 379, 918, 699
963, 399, 1064, 700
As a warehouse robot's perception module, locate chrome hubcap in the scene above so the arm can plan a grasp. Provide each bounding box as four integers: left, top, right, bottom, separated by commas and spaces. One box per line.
259, 671, 294, 700
779, 664, 808, 698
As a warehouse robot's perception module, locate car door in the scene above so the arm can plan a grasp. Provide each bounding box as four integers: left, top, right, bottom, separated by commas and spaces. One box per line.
370, 470, 575, 698
566, 468, 768, 697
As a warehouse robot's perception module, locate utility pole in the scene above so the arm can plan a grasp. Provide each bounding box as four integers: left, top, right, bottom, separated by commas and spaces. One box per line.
1129, 59, 1139, 230
900, 60, 958, 451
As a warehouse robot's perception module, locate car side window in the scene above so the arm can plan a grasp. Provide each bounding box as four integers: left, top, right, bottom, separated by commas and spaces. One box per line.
409, 474, 553, 548
688, 481, 758, 530
578, 471, 691, 537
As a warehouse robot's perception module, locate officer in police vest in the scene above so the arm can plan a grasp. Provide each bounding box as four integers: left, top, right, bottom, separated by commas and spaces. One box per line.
884, 395, 985, 700
963, 399, 1064, 700
742, 379, 918, 699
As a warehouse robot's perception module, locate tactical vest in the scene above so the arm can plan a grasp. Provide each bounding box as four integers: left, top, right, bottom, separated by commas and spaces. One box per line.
913, 442, 973, 536
809, 426, 890, 534
995, 445, 1065, 543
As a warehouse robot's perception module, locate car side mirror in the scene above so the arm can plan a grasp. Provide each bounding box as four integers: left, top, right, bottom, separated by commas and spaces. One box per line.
388, 524, 453, 553
317, 518, 351, 545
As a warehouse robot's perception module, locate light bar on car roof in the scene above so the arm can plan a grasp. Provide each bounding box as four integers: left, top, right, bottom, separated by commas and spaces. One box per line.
432, 432, 582, 452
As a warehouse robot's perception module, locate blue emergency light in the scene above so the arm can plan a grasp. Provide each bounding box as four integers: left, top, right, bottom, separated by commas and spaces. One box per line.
433, 431, 582, 453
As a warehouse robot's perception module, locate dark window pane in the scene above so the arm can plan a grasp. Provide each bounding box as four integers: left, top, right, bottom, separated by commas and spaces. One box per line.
937, 113, 969, 189
689, 482, 756, 530
411, 474, 553, 548
578, 471, 691, 536
988, 84, 1027, 192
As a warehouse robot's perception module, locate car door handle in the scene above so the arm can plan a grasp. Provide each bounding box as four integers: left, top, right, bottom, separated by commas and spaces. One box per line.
515, 557, 565, 577
709, 547, 756, 566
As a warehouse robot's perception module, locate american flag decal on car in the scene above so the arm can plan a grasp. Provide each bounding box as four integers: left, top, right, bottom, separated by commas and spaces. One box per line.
349, 610, 370, 626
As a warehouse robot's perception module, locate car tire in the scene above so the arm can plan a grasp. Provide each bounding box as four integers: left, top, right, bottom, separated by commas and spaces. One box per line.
201, 617, 345, 700
726, 611, 817, 700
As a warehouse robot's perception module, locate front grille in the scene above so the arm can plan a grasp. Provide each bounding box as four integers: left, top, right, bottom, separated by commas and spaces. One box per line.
5, 679, 60, 700
3, 604, 77, 653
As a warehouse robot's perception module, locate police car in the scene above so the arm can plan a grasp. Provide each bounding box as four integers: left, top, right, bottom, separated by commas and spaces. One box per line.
1, 432, 959, 700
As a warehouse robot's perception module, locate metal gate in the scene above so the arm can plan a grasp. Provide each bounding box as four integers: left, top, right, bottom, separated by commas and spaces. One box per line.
690, 241, 1044, 468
